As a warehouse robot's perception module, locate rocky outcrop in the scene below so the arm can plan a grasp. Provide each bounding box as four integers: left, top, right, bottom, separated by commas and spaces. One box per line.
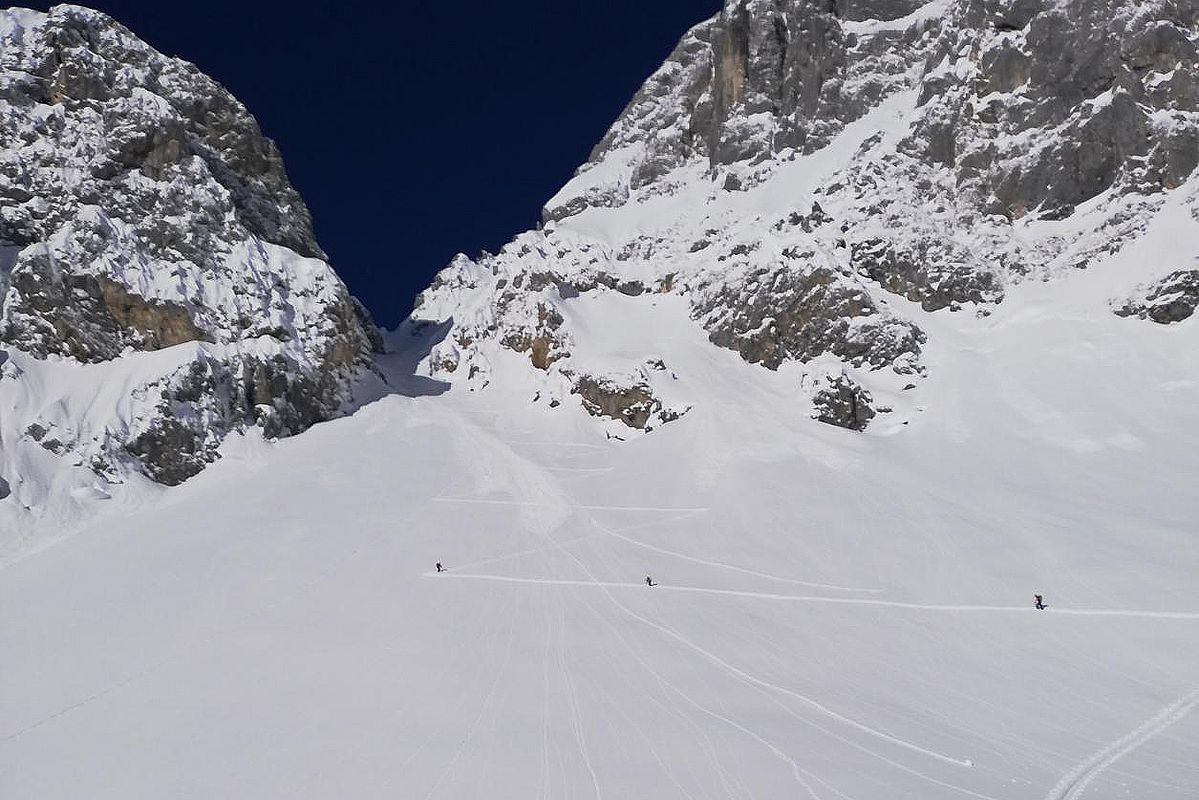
849, 236, 1003, 311
571, 372, 689, 431
0, 5, 379, 496
548, 0, 1199, 266
500, 302, 567, 371
0, 6, 320, 259
696, 263, 925, 371
1115, 269, 1199, 323
811, 374, 876, 431
4, 265, 211, 361
573, 374, 661, 429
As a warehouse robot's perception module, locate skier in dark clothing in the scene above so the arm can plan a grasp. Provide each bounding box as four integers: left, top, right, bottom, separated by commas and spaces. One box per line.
436, 562, 445, 573
645, 576, 655, 587
1034, 594, 1045, 610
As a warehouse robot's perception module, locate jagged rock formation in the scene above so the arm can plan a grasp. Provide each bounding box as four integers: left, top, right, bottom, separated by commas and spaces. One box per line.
811, 373, 876, 431
415, 0, 1199, 433
697, 262, 926, 371
0, 5, 379, 508
1115, 268, 1199, 322
570, 370, 689, 431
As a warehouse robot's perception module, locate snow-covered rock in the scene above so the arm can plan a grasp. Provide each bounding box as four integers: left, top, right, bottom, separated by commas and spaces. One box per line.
0, 5, 379, 526
1115, 267, 1199, 322
412, 0, 1199, 435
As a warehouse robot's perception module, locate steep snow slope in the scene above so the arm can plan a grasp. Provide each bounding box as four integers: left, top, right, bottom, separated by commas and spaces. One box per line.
2, 206, 1197, 797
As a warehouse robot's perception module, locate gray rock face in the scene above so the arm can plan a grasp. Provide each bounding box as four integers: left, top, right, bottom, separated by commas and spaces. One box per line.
546, 0, 943, 224
849, 236, 1002, 311
0, 5, 379, 494
811, 373, 876, 430
910, 0, 1199, 221
416, 0, 1199, 437
568, 370, 690, 432
572, 374, 663, 429
6, 262, 211, 361
549, 0, 1199, 260
697, 262, 925, 370
0, 5, 320, 259
1115, 269, 1199, 323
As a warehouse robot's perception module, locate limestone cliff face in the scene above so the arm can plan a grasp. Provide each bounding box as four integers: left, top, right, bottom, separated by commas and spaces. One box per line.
0, 5, 380, 499
416, 0, 1199, 432
563, 0, 1198, 215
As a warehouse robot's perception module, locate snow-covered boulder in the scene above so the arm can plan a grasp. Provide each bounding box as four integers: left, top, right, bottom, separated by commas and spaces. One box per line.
1115, 267, 1199, 323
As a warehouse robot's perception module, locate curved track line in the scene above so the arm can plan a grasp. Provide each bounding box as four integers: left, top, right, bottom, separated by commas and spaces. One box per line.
568, 582, 826, 800
440, 531, 607, 574
508, 441, 609, 449
433, 497, 710, 513
1043, 685, 1199, 800
426, 574, 1199, 620
429, 577, 974, 768
540, 467, 616, 474
556, 599, 604, 799
421, 585, 523, 800
448, 422, 982, 783
595, 521, 882, 594
565, 583, 977, 769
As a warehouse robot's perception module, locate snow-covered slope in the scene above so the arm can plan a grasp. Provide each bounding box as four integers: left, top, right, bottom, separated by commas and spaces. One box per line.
2, 1, 1198, 798
4, 238, 1197, 797
0, 5, 381, 541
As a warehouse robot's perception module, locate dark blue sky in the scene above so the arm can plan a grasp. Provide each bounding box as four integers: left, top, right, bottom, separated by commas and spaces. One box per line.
43, 1, 720, 326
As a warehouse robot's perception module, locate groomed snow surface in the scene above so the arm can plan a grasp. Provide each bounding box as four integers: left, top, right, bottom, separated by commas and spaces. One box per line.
3, 248, 1198, 799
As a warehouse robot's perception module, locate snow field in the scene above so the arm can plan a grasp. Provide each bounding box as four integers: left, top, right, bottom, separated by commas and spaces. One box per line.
3, 265, 1197, 798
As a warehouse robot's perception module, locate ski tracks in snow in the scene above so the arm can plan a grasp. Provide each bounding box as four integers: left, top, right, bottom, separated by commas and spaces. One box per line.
472, 513, 981, 773
433, 497, 885, 594
593, 519, 883, 594
442, 417, 1199, 798
433, 496, 710, 513
427, 573, 1199, 621
554, 593, 604, 800
568, 578, 828, 800
421, 581, 523, 800
1042, 684, 1199, 800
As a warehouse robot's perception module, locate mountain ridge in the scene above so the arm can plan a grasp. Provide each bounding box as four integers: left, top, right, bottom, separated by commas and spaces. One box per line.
412, 0, 1198, 442
2, 0, 1198, 538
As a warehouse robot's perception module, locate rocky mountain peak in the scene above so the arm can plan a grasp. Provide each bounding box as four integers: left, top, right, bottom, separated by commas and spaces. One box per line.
0, 5, 381, 521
